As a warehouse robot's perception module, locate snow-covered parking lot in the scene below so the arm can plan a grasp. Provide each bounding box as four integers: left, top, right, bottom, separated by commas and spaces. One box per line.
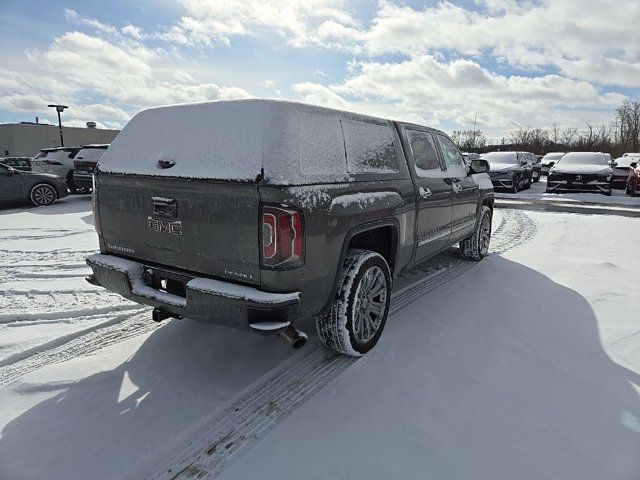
1, 196, 639, 480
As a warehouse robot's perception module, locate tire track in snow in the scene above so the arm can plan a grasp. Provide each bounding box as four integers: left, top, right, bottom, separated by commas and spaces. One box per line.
145, 209, 537, 480
0, 311, 158, 387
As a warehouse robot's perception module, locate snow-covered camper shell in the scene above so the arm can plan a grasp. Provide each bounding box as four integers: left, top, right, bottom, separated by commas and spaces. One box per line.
88, 99, 493, 355
98, 99, 410, 185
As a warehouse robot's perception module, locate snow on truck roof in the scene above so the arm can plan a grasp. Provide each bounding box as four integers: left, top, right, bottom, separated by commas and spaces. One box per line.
98, 99, 406, 184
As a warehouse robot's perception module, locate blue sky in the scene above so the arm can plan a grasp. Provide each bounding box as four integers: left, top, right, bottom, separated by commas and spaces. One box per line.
1, 0, 638, 139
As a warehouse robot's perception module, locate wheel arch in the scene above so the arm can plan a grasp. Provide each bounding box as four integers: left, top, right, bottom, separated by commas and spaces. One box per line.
321, 218, 399, 316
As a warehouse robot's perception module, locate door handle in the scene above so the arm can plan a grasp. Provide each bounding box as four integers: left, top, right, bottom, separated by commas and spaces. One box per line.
452, 182, 462, 193
419, 187, 432, 198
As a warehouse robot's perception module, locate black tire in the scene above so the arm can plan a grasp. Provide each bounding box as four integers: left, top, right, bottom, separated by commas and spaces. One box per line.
533, 170, 540, 183
30, 183, 57, 206
316, 249, 391, 357
460, 205, 492, 261
511, 174, 519, 194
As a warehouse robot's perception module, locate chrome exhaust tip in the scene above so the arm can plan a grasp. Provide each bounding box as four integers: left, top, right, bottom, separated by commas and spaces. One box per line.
278, 325, 308, 349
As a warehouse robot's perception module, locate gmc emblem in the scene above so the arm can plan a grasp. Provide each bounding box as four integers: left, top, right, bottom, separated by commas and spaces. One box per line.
147, 217, 183, 236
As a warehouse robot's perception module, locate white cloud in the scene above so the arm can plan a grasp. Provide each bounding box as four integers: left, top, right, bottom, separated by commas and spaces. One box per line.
1, 2, 637, 137
351, 0, 640, 88
293, 55, 626, 135
2, 29, 251, 127
160, 0, 357, 47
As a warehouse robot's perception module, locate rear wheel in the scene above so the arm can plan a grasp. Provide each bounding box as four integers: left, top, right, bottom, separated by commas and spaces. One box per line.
460, 205, 492, 261
316, 249, 391, 357
30, 183, 57, 206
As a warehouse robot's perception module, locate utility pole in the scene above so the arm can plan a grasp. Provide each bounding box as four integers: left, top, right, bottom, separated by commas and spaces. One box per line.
47, 104, 68, 147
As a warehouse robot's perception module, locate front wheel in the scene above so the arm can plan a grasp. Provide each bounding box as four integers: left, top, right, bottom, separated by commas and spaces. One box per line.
511, 175, 519, 193
460, 205, 492, 261
316, 249, 391, 357
30, 183, 57, 206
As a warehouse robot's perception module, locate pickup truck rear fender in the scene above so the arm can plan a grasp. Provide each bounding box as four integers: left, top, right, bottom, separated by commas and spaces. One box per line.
259, 183, 414, 320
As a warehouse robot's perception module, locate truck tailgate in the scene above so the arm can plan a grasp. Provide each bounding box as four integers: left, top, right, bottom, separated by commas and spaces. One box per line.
95, 174, 261, 285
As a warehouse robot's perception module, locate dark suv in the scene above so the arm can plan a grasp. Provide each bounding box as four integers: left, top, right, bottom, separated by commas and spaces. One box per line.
86, 100, 494, 356
72, 144, 109, 191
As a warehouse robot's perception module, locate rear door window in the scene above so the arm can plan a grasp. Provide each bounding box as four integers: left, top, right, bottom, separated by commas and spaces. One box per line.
406, 129, 442, 177
342, 120, 400, 175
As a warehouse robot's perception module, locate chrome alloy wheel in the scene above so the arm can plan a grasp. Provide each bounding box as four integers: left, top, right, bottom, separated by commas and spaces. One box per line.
352, 265, 388, 344
479, 211, 491, 255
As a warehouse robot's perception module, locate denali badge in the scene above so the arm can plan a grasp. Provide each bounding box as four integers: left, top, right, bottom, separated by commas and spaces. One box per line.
147, 217, 183, 235
576, 175, 582, 181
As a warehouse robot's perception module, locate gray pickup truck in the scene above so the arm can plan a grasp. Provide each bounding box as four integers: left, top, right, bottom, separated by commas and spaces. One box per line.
86, 100, 494, 356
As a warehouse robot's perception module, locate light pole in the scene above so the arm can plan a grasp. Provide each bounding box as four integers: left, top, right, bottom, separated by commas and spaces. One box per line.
47, 104, 68, 147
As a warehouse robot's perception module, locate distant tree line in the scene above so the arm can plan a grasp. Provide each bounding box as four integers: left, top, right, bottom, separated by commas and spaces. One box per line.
452, 99, 640, 157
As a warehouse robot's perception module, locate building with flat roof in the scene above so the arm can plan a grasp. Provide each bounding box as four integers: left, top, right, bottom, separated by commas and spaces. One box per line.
0, 122, 120, 157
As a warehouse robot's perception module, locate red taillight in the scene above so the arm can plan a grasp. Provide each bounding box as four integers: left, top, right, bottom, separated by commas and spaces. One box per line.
261, 205, 304, 269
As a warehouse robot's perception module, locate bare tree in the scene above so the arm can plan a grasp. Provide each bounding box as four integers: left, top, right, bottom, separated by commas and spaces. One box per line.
452, 129, 487, 150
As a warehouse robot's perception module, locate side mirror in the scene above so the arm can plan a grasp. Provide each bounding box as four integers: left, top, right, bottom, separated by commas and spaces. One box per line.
470, 159, 489, 174
609, 161, 618, 167
631, 162, 638, 168
548, 161, 555, 167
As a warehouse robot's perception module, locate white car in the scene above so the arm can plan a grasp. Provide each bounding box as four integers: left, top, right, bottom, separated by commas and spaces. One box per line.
31, 147, 86, 193
540, 152, 565, 175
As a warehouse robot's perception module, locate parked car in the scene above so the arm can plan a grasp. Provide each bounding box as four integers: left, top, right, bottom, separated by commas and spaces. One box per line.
0, 162, 68, 206
540, 152, 565, 175
85, 100, 494, 357
546, 152, 614, 195
462, 152, 480, 165
625, 160, 640, 196
480, 151, 530, 193
611, 155, 637, 189
0, 157, 32, 171
72, 144, 109, 191
519, 151, 541, 183
31, 147, 84, 193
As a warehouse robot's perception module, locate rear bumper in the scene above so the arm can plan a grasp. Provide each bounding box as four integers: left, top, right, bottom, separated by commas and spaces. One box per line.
73, 172, 93, 189
86, 253, 300, 331
56, 183, 69, 198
